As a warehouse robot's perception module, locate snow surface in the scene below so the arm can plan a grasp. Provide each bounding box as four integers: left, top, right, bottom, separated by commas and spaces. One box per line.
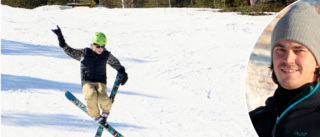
1, 5, 275, 137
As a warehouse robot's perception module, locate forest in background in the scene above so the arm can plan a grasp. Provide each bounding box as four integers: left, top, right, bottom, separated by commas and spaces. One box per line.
2, 0, 296, 14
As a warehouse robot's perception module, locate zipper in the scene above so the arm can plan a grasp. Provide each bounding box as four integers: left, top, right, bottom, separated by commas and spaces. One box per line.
271, 84, 320, 137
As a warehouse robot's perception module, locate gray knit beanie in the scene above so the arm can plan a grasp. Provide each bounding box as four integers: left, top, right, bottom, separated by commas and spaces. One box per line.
271, 2, 320, 65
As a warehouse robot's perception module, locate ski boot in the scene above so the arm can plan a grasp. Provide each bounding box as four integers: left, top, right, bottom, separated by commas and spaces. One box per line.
95, 112, 109, 126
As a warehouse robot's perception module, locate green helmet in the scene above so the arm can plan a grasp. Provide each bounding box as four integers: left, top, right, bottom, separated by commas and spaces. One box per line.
92, 32, 107, 45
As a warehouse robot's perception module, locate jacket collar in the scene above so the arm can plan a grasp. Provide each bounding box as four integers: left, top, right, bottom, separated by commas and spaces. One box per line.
266, 84, 320, 113
290, 84, 320, 111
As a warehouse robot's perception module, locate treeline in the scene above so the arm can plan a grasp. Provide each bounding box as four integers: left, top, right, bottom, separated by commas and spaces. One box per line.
1, 0, 295, 10
1, 0, 68, 9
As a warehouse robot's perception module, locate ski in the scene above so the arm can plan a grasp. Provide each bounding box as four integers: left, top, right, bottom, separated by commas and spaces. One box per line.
65, 91, 124, 137
95, 125, 104, 137
65, 72, 124, 137
95, 72, 123, 136
109, 72, 123, 103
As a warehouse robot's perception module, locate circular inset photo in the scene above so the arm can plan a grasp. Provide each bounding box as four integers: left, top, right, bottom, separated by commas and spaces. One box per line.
245, 0, 320, 136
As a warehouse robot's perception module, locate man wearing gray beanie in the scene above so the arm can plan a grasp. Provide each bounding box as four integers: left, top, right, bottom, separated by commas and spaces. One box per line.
249, 2, 320, 137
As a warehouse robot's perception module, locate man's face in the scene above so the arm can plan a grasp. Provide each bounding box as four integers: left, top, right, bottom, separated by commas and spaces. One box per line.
92, 44, 105, 55
273, 39, 319, 89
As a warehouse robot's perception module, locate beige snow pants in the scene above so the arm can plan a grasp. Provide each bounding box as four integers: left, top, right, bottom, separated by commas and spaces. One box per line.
82, 82, 112, 118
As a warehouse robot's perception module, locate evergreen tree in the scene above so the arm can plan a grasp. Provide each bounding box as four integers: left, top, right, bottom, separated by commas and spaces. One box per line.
2, 0, 48, 9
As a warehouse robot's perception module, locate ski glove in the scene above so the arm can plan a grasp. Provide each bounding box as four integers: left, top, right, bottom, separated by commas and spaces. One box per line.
52, 25, 66, 48
118, 67, 128, 85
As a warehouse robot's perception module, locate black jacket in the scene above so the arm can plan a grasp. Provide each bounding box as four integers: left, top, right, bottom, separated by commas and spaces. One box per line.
250, 84, 320, 137
81, 48, 110, 84
61, 45, 123, 85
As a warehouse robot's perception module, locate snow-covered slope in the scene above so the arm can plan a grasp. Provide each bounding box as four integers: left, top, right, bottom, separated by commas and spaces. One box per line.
1, 5, 274, 137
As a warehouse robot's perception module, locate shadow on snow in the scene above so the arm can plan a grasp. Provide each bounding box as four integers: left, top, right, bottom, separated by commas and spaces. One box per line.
249, 53, 271, 63
1, 39, 154, 64
1, 112, 143, 130
1, 39, 69, 59
119, 90, 160, 99
119, 57, 154, 63
2, 74, 159, 99
1, 74, 81, 92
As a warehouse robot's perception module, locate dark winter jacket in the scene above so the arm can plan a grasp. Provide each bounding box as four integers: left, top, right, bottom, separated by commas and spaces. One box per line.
62, 44, 123, 85
80, 48, 110, 84
249, 84, 320, 137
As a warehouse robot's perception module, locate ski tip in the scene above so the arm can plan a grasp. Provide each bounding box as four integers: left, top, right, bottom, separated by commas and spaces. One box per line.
65, 91, 71, 95
65, 91, 75, 100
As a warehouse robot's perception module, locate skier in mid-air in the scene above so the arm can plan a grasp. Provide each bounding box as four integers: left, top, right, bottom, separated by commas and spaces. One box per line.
52, 26, 128, 126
